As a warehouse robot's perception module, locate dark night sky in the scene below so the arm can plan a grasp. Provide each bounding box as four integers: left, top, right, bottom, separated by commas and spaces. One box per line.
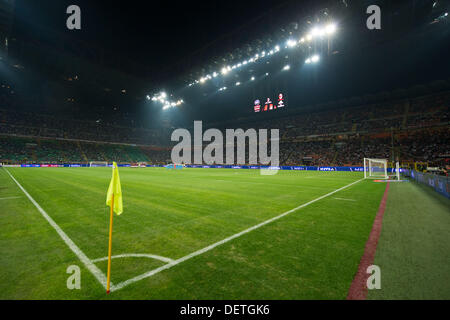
12, 0, 313, 80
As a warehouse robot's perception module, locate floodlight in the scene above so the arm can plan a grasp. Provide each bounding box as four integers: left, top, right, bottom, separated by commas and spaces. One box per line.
311, 27, 325, 37
305, 58, 311, 64
275, 45, 280, 51
311, 27, 320, 36
250, 76, 255, 81
221, 67, 229, 75
325, 23, 337, 35
286, 39, 296, 47
311, 55, 320, 62
161, 92, 167, 98
283, 65, 290, 71
236, 82, 241, 86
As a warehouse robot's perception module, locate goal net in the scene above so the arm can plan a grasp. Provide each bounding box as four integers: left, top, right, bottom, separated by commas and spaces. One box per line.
89, 161, 108, 167
364, 158, 388, 179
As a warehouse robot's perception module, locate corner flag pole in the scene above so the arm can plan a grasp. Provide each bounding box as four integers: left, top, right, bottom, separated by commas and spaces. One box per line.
105, 161, 123, 294
106, 194, 114, 294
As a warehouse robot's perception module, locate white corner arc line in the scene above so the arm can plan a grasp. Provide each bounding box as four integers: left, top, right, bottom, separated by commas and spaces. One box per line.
4, 168, 108, 289
110, 178, 364, 292
92, 253, 174, 264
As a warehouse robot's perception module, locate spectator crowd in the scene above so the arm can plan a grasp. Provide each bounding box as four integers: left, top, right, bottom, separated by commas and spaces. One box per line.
0, 90, 448, 167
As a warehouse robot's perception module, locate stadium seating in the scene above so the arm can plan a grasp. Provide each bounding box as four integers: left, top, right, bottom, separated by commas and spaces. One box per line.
0, 88, 448, 167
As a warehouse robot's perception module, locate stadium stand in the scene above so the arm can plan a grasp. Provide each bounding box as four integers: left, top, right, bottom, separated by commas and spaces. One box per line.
1, 86, 449, 167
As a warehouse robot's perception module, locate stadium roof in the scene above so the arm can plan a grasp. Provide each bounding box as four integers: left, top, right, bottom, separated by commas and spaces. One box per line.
1, 0, 449, 127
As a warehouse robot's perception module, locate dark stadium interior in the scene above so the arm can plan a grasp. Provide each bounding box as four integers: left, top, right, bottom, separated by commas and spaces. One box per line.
0, 0, 449, 168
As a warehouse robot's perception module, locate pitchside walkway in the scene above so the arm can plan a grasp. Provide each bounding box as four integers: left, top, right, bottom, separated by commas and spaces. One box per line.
368, 181, 450, 299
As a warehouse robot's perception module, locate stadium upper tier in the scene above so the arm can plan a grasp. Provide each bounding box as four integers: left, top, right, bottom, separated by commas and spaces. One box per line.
0, 89, 449, 166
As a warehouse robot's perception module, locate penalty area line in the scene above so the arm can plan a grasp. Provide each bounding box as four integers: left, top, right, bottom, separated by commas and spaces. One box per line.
3, 168, 109, 290
110, 178, 364, 292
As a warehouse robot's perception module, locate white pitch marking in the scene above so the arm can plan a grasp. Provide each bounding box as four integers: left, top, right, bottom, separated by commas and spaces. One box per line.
333, 197, 357, 202
110, 178, 364, 292
92, 253, 174, 264
4, 168, 109, 289
0, 196, 22, 200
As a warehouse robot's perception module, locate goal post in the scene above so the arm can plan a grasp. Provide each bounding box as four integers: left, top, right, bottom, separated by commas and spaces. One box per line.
364, 158, 388, 179
89, 161, 108, 167
392, 161, 400, 180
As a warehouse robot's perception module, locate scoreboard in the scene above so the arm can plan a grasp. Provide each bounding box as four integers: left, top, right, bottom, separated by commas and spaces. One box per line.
253, 93, 285, 112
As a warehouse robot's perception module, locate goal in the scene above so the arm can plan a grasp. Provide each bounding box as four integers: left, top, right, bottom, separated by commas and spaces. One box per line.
364, 158, 388, 179
89, 161, 108, 167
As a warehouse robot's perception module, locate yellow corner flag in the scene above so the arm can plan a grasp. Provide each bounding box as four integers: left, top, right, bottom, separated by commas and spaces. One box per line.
106, 162, 123, 215
105, 162, 123, 294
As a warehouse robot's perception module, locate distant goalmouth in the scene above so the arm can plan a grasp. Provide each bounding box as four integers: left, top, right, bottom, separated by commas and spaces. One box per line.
363, 158, 400, 180
89, 161, 108, 167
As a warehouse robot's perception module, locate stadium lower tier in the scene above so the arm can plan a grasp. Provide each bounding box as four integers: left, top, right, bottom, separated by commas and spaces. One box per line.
1, 126, 448, 167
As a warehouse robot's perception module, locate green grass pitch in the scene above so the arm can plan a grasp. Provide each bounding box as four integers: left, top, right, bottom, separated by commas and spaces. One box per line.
0, 167, 387, 299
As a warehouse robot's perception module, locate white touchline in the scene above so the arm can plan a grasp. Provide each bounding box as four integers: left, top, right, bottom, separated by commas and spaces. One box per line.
110, 178, 364, 292
4, 169, 109, 290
